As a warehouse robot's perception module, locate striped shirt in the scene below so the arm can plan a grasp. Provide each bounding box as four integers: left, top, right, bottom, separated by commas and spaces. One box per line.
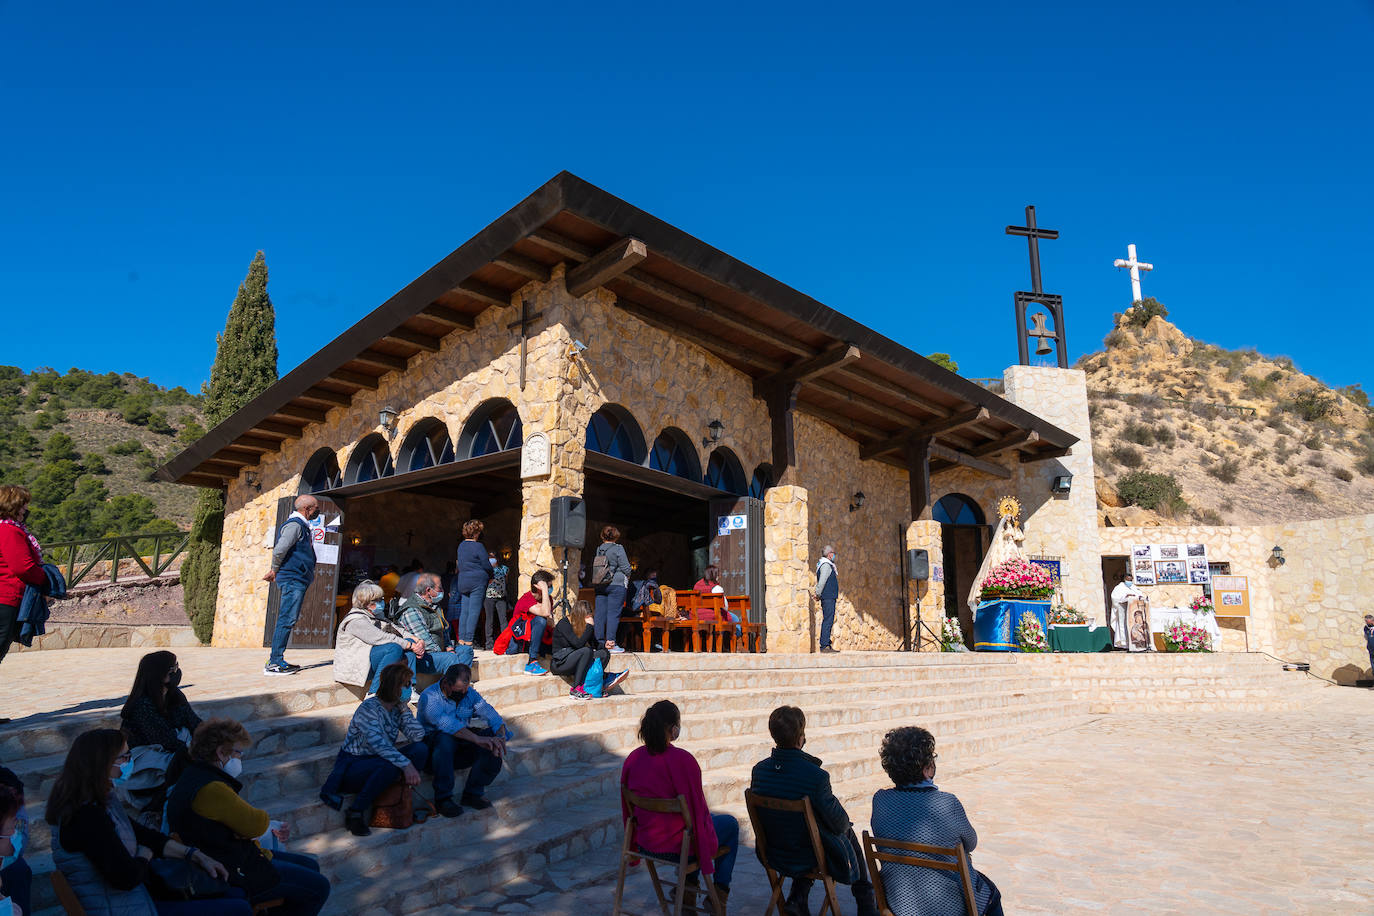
340, 697, 427, 769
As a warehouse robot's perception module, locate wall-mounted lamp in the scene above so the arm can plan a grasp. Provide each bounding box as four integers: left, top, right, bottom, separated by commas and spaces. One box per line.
348, 533, 363, 547
702, 419, 725, 447
500, 546, 513, 562
849, 491, 866, 512
1270, 545, 1286, 567
379, 406, 399, 439
244, 471, 262, 492
1051, 474, 1073, 495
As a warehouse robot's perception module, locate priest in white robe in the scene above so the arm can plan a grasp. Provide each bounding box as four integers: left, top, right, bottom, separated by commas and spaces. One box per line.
1109, 575, 1148, 650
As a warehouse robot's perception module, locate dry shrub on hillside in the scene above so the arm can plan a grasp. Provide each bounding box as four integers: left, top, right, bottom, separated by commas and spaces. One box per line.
1110, 444, 1144, 468
1307, 453, 1325, 468
1154, 424, 1176, 448
1303, 433, 1323, 451
1194, 507, 1225, 525
1290, 481, 1319, 501
1122, 422, 1155, 446
1286, 389, 1339, 422
1333, 467, 1354, 483
1266, 414, 1291, 435
1207, 457, 1241, 484
1356, 453, 1374, 477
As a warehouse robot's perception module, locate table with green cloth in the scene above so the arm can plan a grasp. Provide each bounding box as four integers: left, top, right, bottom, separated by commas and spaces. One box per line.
1047, 624, 1112, 652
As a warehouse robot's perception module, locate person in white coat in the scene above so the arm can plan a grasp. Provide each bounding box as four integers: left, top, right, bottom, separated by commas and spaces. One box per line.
1109, 573, 1148, 651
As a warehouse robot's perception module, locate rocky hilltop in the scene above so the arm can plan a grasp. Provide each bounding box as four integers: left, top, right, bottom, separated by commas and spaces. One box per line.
1077, 302, 1373, 526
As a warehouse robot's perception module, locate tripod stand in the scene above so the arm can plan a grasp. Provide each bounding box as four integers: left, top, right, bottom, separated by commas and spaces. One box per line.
555, 546, 576, 619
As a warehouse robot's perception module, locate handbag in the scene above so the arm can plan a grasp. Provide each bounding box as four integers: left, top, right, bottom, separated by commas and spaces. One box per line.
146, 857, 232, 901
584, 656, 605, 698
369, 781, 435, 829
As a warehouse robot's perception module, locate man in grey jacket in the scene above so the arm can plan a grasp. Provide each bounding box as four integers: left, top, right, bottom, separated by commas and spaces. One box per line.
814, 546, 840, 654
262, 494, 320, 675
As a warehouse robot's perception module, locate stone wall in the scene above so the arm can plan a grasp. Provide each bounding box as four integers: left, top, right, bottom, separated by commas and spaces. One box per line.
763, 486, 810, 652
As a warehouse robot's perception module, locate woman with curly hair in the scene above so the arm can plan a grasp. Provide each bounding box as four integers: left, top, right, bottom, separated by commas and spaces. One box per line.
452, 519, 493, 650
869, 726, 1003, 916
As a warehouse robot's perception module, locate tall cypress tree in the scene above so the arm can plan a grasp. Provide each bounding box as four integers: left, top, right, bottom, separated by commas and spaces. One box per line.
182, 252, 279, 642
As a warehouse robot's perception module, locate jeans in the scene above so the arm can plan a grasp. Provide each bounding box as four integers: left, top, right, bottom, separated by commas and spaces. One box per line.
156, 890, 252, 916
550, 646, 610, 686
269, 579, 309, 666
644, 812, 739, 890
256, 850, 330, 916
818, 597, 837, 649
482, 597, 509, 645
457, 586, 485, 644
321, 742, 429, 813
1, 856, 31, 916
367, 644, 416, 695
416, 647, 473, 676
425, 727, 503, 802
0, 602, 18, 664
594, 584, 628, 645
526, 616, 548, 661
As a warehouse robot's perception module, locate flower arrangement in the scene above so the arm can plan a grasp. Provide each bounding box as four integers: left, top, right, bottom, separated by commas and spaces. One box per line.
1188, 595, 1214, 615
1163, 621, 1212, 652
979, 558, 1055, 600
1049, 604, 1086, 625
1015, 612, 1048, 652
939, 616, 966, 652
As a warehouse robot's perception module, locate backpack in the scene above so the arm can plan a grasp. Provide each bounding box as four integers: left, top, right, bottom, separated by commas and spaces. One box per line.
632, 580, 661, 612
591, 547, 613, 586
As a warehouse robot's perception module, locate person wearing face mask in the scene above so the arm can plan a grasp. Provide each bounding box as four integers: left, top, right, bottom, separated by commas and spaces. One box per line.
621, 701, 738, 913
332, 580, 427, 696
869, 726, 1003, 916
749, 707, 878, 916
481, 552, 510, 650
416, 663, 510, 818
261, 494, 323, 676
452, 519, 494, 654
813, 545, 841, 654
168, 719, 330, 916
394, 573, 472, 673
119, 651, 204, 824
0, 781, 26, 916
45, 728, 248, 916
0, 485, 48, 683
319, 664, 429, 837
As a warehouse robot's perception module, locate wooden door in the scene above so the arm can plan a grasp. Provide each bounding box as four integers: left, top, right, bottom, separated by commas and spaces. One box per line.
708, 497, 764, 623
262, 495, 344, 649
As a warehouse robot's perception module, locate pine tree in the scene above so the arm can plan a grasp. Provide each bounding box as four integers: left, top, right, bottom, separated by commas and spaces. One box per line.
182, 252, 279, 642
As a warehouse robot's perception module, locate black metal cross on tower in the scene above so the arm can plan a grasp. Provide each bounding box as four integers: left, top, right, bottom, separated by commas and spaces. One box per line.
1005, 205, 1059, 295
1005, 205, 1069, 368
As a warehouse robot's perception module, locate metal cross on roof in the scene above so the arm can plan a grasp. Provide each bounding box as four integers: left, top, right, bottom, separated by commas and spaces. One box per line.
1005, 205, 1059, 294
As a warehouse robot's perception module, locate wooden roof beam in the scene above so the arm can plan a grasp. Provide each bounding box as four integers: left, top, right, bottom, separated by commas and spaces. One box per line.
197, 460, 248, 478
566, 238, 648, 298
858, 407, 990, 461
527, 227, 595, 260
796, 404, 889, 441
232, 436, 284, 453
300, 387, 353, 408
183, 473, 229, 488
1021, 445, 1073, 463
753, 343, 860, 397
970, 429, 1039, 458
493, 251, 552, 282
251, 420, 304, 439
352, 350, 408, 372
275, 403, 329, 423
420, 304, 476, 329
613, 298, 781, 372
326, 369, 380, 391
930, 443, 1011, 479
383, 328, 442, 352
455, 279, 511, 308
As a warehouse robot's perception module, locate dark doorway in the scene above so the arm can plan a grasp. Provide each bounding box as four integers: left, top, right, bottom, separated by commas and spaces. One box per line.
935, 494, 989, 647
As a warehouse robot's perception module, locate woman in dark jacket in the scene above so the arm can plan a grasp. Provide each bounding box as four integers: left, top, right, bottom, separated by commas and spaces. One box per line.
0, 485, 47, 673
45, 728, 247, 916
452, 519, 493, 651
121, 652, 203, 759
168, 719, 329, 916
550, 601, 627, 699
592, 526, 632, 654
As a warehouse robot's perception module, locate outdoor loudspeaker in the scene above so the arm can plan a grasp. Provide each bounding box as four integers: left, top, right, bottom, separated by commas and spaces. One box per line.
907, 548, 929, 580
549, 496, 586, 548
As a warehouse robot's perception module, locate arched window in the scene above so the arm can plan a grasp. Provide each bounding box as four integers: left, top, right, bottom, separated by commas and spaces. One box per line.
703, 448, 746, 496
344, 434, 394, 484
648, 427, 701, 480
933, 493, 985, 526
299, 448, 341, 494
749, 463, 775, 498
585, 404, 646, 463
458, 399, 523, 459
398, 418, 455, 472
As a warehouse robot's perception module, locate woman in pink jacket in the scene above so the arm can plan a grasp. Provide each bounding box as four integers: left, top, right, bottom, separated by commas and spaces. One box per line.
0, 485, 46, 671
620, 700, 738, 910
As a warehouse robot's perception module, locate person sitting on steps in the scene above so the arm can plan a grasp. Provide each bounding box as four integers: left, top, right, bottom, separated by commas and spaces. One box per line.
749, 706, 878, 916
319, 663, 429, 837
332, 580, 427, 696
395, 572, 473, 672
494, 570, 555, 676
551, 600, 628, 700
416, 663, 511, 818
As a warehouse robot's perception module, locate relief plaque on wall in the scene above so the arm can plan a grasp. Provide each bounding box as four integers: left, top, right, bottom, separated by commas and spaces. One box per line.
521, 432, 551, 479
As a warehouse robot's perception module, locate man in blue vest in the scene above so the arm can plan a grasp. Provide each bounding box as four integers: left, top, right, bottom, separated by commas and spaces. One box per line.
814, 545, 840, 654
262, 494, 320, 675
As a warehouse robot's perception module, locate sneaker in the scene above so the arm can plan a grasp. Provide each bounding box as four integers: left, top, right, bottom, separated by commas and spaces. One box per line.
279, 661, 302, 672
264, 662, 299, 676
607, 643, 627, 654
437, 798, 464, 818
524, 662, 549, 676
461, 792, 493, 810
570, 685, 591, 700
604, 671, 630, 693
819, 646, 839, 654
344, 809, 371, 836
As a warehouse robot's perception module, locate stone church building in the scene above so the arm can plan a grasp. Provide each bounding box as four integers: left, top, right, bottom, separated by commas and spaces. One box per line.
161, 172, 1366, 679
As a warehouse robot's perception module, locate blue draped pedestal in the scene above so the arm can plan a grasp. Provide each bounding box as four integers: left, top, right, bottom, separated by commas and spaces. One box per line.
974, 599, 1051, 651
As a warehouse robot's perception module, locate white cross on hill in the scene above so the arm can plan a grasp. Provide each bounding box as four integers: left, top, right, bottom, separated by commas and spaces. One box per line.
1113, 243, 1154, 303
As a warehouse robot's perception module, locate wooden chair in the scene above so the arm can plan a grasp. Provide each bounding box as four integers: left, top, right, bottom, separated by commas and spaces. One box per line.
668, 593, 709, 652
694, 594, 732, 652
727, 596, 766, 653
744, 790, 843, 916
613, 788, 727, 916
860, 830, 978, 916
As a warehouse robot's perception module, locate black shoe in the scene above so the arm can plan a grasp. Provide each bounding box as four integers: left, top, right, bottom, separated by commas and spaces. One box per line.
784, 878, 814, 916
461, 792, 493, 810
319, 790, 343, 811
437, 798, 464, 818
344, 809, 370, 836
264, 662, 300, 676
819, 646, 839, 654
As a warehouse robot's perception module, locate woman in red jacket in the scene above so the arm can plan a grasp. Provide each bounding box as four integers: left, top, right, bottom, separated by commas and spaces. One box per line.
0, 485, 45, 668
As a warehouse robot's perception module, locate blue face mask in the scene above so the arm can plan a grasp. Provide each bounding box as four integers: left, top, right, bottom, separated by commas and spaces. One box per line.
400, 686, 413, 704
118, 759, 135, 783
0, 814, 24, 868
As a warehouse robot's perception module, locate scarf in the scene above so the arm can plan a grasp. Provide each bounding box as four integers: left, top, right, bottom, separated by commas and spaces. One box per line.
0, 519, 41, 559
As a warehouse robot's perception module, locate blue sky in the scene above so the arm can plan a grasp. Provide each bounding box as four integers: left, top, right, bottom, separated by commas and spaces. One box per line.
3, 1, 1372, 394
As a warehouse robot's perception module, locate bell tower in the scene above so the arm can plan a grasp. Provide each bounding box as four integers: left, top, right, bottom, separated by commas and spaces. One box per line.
1006, 205, 1069, 369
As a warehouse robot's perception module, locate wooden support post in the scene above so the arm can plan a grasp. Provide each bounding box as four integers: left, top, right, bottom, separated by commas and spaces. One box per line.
904, 436, 933, 521
762, 380, 801, 479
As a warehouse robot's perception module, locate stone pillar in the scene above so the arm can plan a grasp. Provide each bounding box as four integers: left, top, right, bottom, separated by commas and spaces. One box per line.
1002, 366, 1104, 618
763, 485, 811, 653
906, 519, 945, 652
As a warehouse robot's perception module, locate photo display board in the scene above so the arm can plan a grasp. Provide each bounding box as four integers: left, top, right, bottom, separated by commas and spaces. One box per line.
1210, 575, 1250, 616
1132, 542, 1210, 586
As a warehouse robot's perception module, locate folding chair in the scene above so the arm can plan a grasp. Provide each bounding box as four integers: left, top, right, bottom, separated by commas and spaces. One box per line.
744, 789, 843, 916
50, 871, 87, 916
861, 830, 978, 916
613, 788, 727, 916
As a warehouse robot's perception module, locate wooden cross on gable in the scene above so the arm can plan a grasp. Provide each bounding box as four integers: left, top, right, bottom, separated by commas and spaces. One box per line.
506, 295, 544, 390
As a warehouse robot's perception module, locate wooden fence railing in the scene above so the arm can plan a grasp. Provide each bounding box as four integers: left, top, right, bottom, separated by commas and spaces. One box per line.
43, 531, 191, 589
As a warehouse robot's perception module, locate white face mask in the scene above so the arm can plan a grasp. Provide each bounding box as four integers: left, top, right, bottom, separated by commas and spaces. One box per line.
223, 756, 243, 779
489, 558, 498, 567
